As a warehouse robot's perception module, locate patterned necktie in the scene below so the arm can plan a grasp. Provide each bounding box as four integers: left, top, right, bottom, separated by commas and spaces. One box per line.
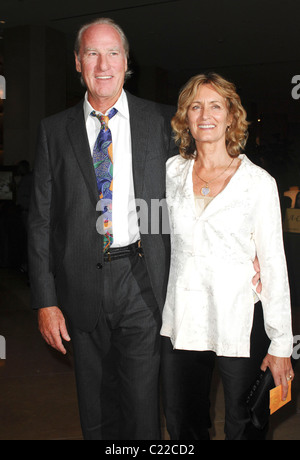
91, 108, 118, 252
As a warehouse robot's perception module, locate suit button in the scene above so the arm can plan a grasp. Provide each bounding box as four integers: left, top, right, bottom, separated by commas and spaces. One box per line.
96, 263, 103, 270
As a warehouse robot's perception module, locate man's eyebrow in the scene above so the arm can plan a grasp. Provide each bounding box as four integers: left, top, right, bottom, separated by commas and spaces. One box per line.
83, 46, 121, 52
83, 47, 97, 53
107, 47, 122, 52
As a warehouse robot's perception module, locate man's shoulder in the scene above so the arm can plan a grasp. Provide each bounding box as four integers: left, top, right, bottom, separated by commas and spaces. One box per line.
40, 100, 84, 128
125, 91, 175, 117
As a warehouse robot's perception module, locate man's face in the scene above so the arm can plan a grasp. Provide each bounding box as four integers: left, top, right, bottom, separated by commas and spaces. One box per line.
75, 24, 128, 111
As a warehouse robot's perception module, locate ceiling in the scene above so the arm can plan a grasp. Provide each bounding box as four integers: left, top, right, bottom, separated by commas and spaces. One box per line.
1, 0, 300, 114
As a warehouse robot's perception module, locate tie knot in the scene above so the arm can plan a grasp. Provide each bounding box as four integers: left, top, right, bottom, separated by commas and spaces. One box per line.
91, 108, 118, 130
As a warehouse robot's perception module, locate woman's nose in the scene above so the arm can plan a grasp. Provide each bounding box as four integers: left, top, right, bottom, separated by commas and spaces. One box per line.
200, 105, 210, 119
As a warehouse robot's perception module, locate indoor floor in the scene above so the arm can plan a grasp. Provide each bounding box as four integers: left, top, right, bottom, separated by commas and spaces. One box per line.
0, 268, 299, 441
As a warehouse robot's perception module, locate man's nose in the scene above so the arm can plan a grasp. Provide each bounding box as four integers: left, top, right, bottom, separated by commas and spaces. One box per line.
96, 55, 109, 72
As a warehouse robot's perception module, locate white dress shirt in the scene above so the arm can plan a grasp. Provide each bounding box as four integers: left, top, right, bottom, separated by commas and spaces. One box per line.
83, 90, 140, 247
161, 154, 293, 358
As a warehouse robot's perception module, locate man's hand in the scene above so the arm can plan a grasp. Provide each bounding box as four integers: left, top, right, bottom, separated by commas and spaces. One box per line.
252, 255, 262, 294
261, 354, 294, 401
38, 306, 71, 355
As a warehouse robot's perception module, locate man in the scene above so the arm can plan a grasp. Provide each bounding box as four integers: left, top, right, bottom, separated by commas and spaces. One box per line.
28, 17, 261, 441
28, 18, 176, 440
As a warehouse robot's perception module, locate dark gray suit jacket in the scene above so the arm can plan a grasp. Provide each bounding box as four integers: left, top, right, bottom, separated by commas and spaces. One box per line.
28, 91, 177, 331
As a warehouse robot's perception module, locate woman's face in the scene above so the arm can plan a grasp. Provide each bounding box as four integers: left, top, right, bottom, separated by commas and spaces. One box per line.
187, 84, 232, 148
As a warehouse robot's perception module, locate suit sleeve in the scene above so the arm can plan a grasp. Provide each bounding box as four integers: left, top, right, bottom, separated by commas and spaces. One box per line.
165, 106, 178, 161
28, 121, 58, 309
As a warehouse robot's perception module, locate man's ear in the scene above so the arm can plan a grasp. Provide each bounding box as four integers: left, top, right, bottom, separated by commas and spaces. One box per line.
75, 52, 81, 73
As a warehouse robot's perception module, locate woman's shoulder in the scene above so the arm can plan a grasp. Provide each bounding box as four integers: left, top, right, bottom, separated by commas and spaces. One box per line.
166, 154, 190, 176
240, 154, 276, 186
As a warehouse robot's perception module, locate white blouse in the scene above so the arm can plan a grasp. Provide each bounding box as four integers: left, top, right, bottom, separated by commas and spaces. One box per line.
161, 154, 293, 358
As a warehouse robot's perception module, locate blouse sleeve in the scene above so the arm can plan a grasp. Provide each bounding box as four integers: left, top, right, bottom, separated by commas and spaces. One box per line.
254, 176, 293, 358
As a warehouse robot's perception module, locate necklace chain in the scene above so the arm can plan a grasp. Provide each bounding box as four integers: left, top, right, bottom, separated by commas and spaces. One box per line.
194, 158, 235, 196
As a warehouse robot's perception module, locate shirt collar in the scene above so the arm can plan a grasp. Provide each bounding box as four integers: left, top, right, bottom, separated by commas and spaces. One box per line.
83, 89, 129, 123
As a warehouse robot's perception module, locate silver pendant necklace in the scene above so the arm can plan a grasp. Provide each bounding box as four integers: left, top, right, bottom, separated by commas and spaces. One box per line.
194, 158, 235, 196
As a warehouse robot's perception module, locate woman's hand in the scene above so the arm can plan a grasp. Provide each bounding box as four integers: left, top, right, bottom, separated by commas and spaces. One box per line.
252, 255, 262, 294
261, 354, 294, 401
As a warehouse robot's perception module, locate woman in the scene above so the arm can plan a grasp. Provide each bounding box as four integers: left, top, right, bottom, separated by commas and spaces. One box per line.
161, 73, 294, 440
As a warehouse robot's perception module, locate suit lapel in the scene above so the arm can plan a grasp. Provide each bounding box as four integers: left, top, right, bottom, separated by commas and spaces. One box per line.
126, 92, 150, 199
66, 94, 151, 206
66, 102, 99, 206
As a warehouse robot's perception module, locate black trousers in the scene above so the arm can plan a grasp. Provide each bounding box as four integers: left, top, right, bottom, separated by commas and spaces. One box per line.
161, 302, 270, 440
69, 254, 162, 440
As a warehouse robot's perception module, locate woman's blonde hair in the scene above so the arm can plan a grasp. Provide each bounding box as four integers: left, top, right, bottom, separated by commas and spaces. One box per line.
172, 72, 249, 159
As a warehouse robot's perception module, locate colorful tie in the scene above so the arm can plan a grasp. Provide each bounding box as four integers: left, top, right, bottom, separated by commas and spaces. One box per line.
91, 108, 118, 252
